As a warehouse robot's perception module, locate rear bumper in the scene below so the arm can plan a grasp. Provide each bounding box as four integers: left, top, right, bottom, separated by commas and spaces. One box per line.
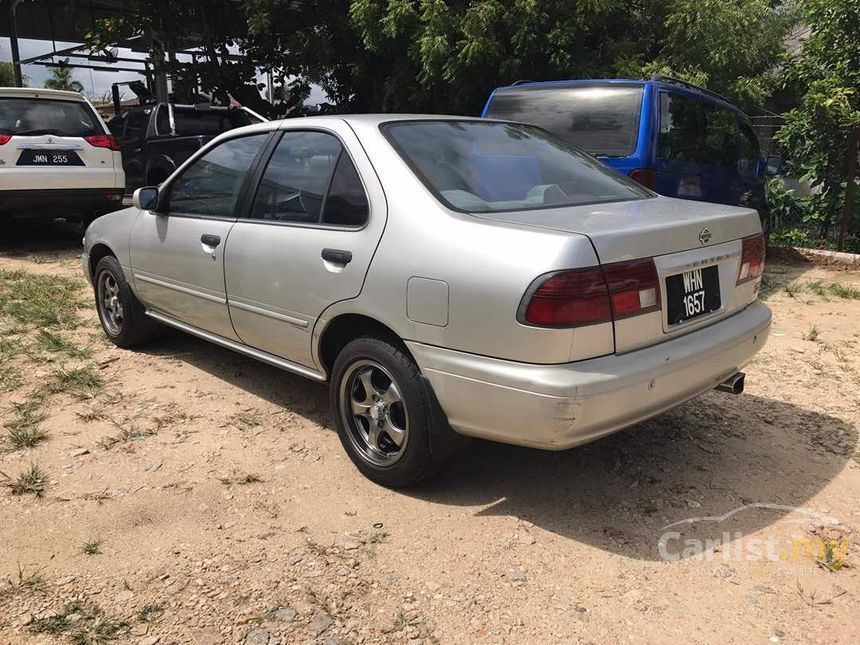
407, 302, 771, 450
0, 188, 124, 218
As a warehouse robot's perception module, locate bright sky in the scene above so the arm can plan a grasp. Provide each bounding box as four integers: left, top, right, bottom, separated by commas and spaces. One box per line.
0, 37, 326, 104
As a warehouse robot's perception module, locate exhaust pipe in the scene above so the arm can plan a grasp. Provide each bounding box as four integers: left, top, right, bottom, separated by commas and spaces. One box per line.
716, 372, 745, 395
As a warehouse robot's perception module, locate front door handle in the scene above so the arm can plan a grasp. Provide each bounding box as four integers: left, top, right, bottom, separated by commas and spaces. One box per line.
201, 234, 221, 247
321, 248, 352, 264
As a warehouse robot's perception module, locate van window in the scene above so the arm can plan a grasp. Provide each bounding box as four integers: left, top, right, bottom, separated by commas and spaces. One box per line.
484, 84, 644, 157
658, 93, 738, 168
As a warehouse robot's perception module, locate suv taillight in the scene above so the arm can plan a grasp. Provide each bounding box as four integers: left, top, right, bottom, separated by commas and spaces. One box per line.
84, 134, 121, 151
736, 234, 765, 285
0, 134, 11, 145
521, 259, 661, 328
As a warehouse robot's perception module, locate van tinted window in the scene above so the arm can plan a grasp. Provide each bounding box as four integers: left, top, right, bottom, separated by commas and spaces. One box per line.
484, 85, 644, 157
658, 93, 738, 168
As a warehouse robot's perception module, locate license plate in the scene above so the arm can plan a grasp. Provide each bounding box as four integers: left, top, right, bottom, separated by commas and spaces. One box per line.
16, 149, 84, 166
665, 265, 721, 325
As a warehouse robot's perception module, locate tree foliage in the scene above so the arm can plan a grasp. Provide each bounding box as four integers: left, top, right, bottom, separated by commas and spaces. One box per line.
44, 67, 85, 93
776, 0, 860, 249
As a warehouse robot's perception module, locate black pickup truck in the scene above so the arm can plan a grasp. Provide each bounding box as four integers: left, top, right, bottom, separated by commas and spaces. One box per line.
107, 101, 255, 191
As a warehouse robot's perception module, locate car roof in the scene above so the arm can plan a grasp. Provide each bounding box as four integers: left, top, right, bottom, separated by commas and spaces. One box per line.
0, 87, 87, 101
272, 114, 484, 128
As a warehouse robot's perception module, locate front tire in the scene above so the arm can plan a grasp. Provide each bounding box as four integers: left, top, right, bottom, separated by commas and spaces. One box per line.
94, 255, 159, 348
330, 336, 441, 487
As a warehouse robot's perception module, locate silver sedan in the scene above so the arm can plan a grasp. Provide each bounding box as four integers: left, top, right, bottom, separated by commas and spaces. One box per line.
82, 115, 771, 486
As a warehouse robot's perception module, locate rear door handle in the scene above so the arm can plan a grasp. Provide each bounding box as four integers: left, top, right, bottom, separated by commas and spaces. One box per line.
201, 234, 221, 247
321, 248, 352, 264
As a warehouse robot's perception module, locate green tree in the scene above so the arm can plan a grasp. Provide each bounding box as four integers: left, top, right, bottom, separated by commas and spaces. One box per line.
776, 0, 860, 250
1, 61, 15, 86
44, 66, 85, 93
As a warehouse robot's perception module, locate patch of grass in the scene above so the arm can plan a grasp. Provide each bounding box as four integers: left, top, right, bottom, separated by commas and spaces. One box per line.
51, 366, 104, 398
0, 463, 48, 496
5, 395, 49, 448
35, 329, 92, 359
29, 599, 129, 644
227, 410, 261, 431
81, 539, 101, 555
828, 282, 860, 299
0, 268, 84, 329
97, 423, 152, 450
136, 602, 165, 622
783, 281, 801, 298
76, 409, 106, 423
0, 336, 25, 361
152, 409, 195, 430
2, 564, 45, 596
0, 364, 22, 393
218, 469, 263, 485
806, 280, 827, 296
803, 325, 820, 342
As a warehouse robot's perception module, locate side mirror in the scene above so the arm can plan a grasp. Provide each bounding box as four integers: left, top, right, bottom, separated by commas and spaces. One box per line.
765, 154, 784, 177
133, 186, 160, 211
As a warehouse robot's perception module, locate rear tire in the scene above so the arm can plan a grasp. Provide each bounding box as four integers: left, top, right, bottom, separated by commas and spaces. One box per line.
94, 255, 160, 348
330, 336, 443, 487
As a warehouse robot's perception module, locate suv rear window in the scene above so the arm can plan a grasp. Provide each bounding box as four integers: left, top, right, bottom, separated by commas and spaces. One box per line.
0, 98, 102, 137
156, 106, 251, 136
484, 84, 644, 157
382, 120, 651, 213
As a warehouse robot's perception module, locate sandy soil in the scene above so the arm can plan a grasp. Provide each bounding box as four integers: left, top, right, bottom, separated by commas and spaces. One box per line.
0, 222, 858, 644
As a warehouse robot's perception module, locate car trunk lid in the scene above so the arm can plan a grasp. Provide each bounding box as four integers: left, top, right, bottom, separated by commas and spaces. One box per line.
472, 196, 764, 353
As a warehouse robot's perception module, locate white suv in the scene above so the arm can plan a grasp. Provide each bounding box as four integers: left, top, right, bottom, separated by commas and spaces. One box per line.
0, 87, 125, 224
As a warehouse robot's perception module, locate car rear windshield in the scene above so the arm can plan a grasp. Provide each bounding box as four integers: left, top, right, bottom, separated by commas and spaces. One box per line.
0, 97, 102, 137
156, 106, 251, 136
484, 84, 644, 157
381, 120, 651, 213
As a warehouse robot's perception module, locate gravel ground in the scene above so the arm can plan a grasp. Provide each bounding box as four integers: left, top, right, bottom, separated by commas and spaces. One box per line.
0, 221, 858, 644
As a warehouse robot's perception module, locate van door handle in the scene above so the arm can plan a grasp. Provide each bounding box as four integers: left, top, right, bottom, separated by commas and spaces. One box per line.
201, 234, 221, 247
321, 248, 352, 264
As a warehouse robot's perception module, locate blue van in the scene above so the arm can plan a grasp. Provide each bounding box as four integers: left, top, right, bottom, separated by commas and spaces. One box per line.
482, 76, 775, 224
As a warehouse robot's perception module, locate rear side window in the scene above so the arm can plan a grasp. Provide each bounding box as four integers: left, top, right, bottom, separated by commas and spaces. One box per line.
250, 131, 369, 227
156, 107, 251, 136
484, 85, 644, 157
658, 93, 738, 168
0, 98, 102, 137
163, 134, 268, 217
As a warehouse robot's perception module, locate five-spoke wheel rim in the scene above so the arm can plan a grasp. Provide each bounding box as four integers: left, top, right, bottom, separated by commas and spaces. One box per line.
97, 271, 124, 336
339, 360, 409, 467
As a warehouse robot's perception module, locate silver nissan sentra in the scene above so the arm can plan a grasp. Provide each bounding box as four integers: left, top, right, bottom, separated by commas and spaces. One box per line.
81, 115, 771, 486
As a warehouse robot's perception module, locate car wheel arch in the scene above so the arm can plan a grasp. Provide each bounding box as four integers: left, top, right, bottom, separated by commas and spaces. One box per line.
317, 313, 413, 380
89, 243, 117, 280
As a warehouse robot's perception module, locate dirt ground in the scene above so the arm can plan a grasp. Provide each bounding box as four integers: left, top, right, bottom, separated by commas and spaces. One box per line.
0, 222, 858, 645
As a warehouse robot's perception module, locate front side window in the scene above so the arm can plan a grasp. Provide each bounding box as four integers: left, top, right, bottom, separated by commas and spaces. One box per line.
0, 98, 102, 137
484, 84, 644, 157
156, 106, 251, 137
658, 93, 738, 168
163, 133, 268, 217
382, 120, 651, 213
250, 131, 369, 226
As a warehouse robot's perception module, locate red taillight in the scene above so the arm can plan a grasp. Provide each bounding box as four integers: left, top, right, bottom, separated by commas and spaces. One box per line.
0, 134, 11, 145
736, 233, 765, 285
603, 259, 661, 319
522, 267, 611, 327
521, 259, 661, 327
629, 168, 656, 190
84, 134, 121, 151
